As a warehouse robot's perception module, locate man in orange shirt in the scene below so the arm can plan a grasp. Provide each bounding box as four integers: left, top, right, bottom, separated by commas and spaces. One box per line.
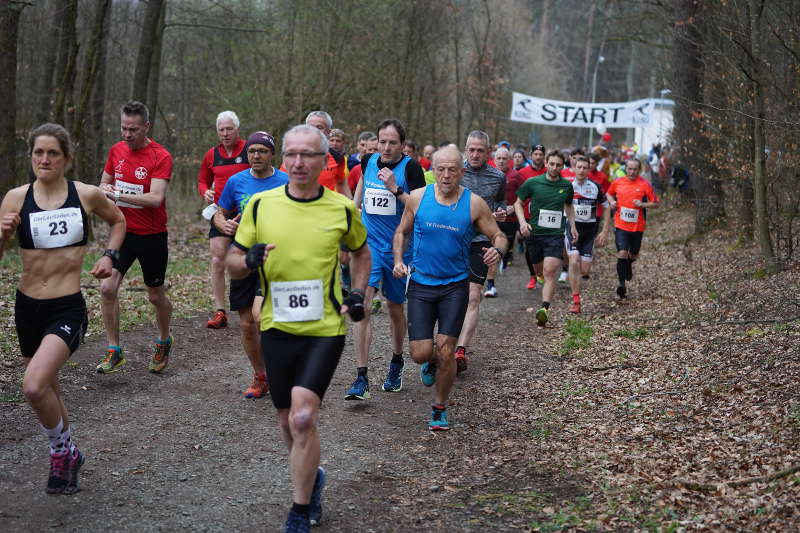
606, 159, 659, 299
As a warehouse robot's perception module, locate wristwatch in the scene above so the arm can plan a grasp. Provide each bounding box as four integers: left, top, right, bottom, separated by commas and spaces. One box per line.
113, 190, 121, 203
102, 249, 120, 268
391, 187, 403, 196
493, 246, 505, 258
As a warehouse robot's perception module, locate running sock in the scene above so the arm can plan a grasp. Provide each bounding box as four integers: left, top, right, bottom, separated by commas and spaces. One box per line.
61, 425, 76, 454
157, 337, 172, 345
486, 279, 495, 289
432, 403, 446, 411
616, 258, 628, 285
217, 308, 225, 313
542, 301, 550, 310
291, 503, 310, 518
572, 293, 580, 304
357, 367, 368, 378
42, 419, 68, 455
625, 261, 634, 281
391, 353, 403, 365
107, 344, 121, 352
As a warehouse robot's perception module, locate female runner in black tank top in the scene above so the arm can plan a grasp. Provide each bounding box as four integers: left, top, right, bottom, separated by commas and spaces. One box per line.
0, 123, 125, 495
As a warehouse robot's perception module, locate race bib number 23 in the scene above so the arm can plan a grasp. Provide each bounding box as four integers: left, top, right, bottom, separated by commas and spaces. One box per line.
29, 207, 83, 249
271, 279, 324, 322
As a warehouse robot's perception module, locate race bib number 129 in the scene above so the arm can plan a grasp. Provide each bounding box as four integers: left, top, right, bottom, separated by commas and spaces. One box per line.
271, 279, 324, 322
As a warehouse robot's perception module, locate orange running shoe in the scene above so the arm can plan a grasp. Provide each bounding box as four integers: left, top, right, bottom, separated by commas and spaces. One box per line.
526, 276, 536, 290
207, 310, 228, 329
455, 346, 468, 374
568, 302, 581, 314
244, 372, 269, 399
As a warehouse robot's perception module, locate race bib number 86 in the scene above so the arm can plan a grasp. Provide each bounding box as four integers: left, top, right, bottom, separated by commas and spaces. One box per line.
271, 279, 324, 322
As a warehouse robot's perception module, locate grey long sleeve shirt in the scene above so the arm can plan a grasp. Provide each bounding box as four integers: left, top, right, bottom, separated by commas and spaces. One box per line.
461, 162, 506, 242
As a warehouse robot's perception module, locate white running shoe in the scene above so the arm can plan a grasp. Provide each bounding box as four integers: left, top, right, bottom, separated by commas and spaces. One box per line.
558, 271, 568, 284
484, 286, 498, 298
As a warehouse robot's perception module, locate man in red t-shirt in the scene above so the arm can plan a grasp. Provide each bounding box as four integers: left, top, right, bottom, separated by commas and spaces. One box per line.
197, 110, 250, 330
98, 100, 174, 375
606, 158, 659, 299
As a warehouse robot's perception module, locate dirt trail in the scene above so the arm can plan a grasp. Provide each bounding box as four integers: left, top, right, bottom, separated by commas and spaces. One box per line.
0, 252, 562, 532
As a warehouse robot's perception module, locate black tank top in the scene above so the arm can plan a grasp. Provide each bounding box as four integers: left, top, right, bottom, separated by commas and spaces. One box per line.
17, 180, 89, 249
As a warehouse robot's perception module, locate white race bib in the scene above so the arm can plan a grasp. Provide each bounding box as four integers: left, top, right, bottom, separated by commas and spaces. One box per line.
271, 279, 324, 322
620, 206, 639, 223
574, 204, 592, 222
115, 180, 144, 208
537, 209, 562, 229
364, 187, 396, 215
29, 207, 83, 249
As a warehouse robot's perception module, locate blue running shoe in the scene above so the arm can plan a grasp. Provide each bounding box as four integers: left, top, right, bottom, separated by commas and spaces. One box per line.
309, 467, 326, 525
284, 509, 310, 533
428, 406, 450, 431
345, 375, 370, 400
420, 361, 437, 387
381, 360, 404, 392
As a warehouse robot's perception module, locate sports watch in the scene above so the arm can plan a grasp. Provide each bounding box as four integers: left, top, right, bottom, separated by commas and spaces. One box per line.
102, 249, 120, 268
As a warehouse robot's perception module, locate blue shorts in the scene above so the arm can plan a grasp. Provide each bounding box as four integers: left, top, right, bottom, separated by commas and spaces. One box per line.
369, 248, 410, 304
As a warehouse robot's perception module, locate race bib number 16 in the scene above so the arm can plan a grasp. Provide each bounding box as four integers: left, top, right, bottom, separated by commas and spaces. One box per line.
537, 209, 562, 229
271, 279, 324, 322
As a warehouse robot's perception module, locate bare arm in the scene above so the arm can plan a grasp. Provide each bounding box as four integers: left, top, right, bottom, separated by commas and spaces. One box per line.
352, 175, 365, 209
82, 184, 126, 278
514, 198, 531, 237
213, 206, 239, 236
564, 202, 578, 241
392, 188, 423, 277
336, 179, 352, 199
596, 204, 611, 247
472, 195, 508, 266
0, 188, 24, 261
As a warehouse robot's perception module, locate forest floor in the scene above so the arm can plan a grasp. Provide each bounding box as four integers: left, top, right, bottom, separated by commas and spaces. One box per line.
1, 200, 799, 532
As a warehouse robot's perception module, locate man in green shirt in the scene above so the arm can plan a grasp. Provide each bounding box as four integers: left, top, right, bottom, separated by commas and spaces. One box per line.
514, 150, 578, 327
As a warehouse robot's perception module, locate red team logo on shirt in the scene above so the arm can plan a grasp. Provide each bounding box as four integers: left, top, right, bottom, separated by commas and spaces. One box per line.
135, 166, 149, 180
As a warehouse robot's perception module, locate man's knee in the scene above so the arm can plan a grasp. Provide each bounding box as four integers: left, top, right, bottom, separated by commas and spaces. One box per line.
100, 278, 119, 301
146, 287, 169, 307
289, 406, 316, 437
410, 342, 433, 364
211, 252, 226, 271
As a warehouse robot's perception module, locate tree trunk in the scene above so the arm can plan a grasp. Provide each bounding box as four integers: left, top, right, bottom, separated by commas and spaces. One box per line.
672, 0, 725, 233
0, 0, 23, 191
145, 0, 167, 131
51, 0, 79, 128
34, 0, 60, 125
749, 0, 776, 271
73, 0, 112, 181
131, 0, 166, 106
92, 0, 112, 183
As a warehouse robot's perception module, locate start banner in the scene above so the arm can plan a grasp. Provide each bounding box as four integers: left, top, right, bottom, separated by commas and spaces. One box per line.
510, 91, 656, 128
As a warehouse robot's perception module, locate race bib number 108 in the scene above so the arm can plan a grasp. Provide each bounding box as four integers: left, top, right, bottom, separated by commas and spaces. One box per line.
620, 206, 639, 223
271, 279, 324, 322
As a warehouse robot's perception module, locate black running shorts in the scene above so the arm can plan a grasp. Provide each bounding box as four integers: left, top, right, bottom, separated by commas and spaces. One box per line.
117, 231, 169, 287
468, 241, 490, 285
615, 229, 644, 255
406, 279, 469, 341
15, 290, 87, 358
566, 222, 598, 261
208, 219, 230, 239
525, 234, 564, 264
229, 270, 262, 311
261, 328, 345, 409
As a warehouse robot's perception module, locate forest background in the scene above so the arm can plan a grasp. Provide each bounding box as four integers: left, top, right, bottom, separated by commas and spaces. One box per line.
0, 0, 798, 267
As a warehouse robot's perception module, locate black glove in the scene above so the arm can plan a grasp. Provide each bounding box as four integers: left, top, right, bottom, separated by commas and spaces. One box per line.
245, 243, 267, 270
343, 288, 365, 322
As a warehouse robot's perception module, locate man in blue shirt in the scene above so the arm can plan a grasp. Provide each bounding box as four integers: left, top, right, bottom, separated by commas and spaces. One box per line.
392, 145, 506, 430
213, 131, 288, 399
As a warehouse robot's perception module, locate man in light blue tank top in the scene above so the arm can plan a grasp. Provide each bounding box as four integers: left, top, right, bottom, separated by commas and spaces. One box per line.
347, 119, 427, 401
392, 146, 507, 431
